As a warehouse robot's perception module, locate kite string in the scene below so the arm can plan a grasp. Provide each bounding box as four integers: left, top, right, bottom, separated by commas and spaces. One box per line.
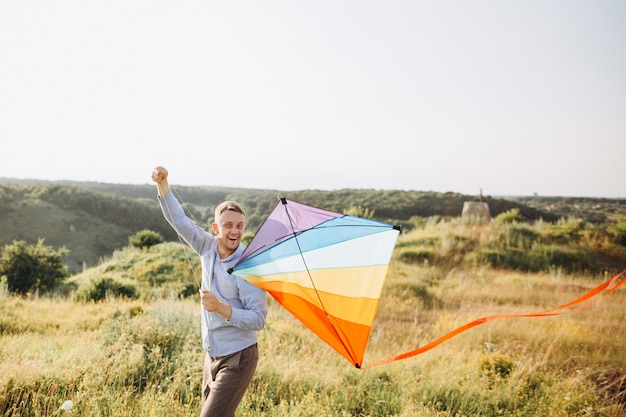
362, 267, 626, 369
160, 188, 201, 289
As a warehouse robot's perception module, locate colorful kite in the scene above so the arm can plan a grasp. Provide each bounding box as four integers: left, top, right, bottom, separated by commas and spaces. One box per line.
230, 197, 626, 369
229, 198, 401, 368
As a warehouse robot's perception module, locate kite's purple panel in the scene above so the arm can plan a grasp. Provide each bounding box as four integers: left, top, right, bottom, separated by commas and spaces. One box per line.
239, 199, 343, 263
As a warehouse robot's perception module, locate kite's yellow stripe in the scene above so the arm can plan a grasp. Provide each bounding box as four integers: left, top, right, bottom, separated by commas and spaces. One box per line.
240, 265, 389, 299
255, 280, 380, 326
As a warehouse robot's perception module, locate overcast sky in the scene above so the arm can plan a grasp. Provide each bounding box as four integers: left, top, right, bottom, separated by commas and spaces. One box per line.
1, 0, 625, 197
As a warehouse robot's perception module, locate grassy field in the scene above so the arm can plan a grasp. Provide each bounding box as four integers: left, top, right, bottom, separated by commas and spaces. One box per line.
1, 214, 625, 416
1, 264, 624, 416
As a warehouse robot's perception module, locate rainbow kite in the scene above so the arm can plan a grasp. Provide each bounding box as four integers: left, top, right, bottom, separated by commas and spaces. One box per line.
230, 198, 626, 369
229, 198, 400, 368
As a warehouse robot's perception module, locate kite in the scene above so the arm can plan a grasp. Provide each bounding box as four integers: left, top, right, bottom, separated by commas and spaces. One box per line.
229, 197, 401, 368
229, 197, 626, 369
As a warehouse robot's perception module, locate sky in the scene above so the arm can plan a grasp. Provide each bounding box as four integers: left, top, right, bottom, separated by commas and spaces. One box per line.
1, 1, 625, 198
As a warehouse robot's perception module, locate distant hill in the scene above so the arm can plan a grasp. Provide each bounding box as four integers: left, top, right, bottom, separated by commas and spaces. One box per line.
505, 195, 626, 224
2, 178, 622, 273
0, 182, 178, 272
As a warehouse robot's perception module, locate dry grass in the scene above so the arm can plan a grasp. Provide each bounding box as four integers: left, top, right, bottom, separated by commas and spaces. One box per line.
2, 264, 624, 417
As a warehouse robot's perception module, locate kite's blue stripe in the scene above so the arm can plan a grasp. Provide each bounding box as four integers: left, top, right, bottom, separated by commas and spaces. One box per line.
234, 216, 393, 271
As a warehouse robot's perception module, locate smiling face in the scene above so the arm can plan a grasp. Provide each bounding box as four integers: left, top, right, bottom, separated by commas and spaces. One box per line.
212, 202, 246, 259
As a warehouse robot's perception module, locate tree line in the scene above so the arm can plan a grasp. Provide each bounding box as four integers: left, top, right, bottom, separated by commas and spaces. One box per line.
1, 181, 621, 274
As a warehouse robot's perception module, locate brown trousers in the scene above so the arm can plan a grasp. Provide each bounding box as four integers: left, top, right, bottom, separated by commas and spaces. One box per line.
200, 344, 258, 417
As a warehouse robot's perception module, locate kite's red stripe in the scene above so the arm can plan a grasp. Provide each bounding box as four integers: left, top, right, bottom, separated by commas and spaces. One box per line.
363, 268, 626, 369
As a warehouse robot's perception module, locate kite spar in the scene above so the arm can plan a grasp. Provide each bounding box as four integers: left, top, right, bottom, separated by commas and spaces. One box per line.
229, 197, 400, 368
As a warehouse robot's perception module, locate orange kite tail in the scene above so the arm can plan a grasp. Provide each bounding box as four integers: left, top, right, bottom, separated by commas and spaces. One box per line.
363, 268, 626, 369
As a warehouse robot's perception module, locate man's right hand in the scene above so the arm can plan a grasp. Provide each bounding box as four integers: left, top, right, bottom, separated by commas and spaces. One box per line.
152, 166, 170, 196
152, 166, 168, 183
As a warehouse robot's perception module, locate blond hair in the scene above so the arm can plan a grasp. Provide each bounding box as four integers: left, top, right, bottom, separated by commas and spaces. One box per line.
214, 201, 246, 222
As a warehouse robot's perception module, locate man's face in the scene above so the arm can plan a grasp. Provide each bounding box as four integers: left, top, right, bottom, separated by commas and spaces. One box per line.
213, 210, 246, 256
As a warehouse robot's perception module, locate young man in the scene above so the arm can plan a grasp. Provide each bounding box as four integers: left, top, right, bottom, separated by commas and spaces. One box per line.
151, 166, 268, 417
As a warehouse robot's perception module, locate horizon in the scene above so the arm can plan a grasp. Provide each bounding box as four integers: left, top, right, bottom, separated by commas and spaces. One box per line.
1, 176, 624, 200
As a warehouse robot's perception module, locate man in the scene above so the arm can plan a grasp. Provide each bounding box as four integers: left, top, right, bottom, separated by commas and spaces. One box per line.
151, 166, 268, 417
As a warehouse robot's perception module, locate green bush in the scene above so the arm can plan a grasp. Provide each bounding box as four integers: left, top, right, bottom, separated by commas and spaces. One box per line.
494, 208, 524, 224
399, 249, 433, 265
472, 243, 595, 273
77, 277, 138, 302
607, 216, 626, 246
548, 217, 586, 243
177, 283, 198, 299
128, 230, 164, 249
499, 224, 540, 249
0, 239, 69, 295
480, 354, 516, 379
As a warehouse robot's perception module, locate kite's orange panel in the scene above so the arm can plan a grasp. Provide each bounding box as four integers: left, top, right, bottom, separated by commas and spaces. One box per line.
265, 288, 373, 367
